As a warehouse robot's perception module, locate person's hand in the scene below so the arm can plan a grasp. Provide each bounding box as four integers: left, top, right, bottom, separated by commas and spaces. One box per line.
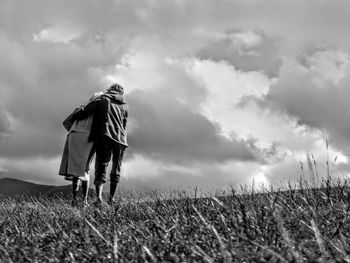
74, 105, 85, 113
76, 104, 85, 110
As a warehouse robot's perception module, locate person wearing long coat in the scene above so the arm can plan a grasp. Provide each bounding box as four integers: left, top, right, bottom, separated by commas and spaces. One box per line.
72, 84, 128, 206
59, 92, 103, 206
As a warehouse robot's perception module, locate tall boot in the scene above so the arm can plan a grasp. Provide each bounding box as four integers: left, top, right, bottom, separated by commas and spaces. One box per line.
81, 180, 90, 206
95, 183, 104, 206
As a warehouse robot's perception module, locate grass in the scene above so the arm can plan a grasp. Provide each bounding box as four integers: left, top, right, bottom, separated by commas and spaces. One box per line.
0, 178, 349, 262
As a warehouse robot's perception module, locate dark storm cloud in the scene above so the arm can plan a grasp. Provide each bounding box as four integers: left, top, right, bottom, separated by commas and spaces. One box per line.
127, 89, 256, 164
197, 31, 282, 77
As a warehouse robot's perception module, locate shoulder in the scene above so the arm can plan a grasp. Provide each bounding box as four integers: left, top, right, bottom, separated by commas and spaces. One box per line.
86, 98, 103, 107
100, 96, 110, 104
90, 96, 109, 109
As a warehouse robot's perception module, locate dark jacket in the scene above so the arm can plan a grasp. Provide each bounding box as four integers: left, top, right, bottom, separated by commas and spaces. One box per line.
73, 92, 128, 146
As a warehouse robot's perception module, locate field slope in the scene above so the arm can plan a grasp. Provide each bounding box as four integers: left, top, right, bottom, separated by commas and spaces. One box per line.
0, 180, 349, 262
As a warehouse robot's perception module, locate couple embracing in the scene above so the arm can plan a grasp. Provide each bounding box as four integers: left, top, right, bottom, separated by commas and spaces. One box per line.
59, 83, 128, 207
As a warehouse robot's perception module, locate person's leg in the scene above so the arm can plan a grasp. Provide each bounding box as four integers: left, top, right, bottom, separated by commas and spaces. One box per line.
72, 177, 80, 206
81, 143, 94, 206
95, 183, 103, 204
94, 136, 112, 204
81, 178, 89, 206
109, 182, 118, 203
86, 143, 95, 172
109, 144, 126, 203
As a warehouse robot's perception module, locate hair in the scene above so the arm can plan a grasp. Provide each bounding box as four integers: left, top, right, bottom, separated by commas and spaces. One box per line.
108, 83, 124, 94
88, 91, 104, 102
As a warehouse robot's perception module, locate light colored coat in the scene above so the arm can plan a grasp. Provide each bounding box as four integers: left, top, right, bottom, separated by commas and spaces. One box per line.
59, 115, 94, 181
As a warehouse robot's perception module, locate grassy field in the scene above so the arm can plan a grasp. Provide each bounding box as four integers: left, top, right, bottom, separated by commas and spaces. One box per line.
0, 179, 349, 262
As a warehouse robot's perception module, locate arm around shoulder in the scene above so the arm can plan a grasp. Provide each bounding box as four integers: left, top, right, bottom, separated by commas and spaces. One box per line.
73, 100, 102, 121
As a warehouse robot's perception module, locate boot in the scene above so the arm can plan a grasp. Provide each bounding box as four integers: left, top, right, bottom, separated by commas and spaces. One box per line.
108, 182, 119, 205
81, 179, 90, 207
71, 178, 80, 206
94, 183, 104, 207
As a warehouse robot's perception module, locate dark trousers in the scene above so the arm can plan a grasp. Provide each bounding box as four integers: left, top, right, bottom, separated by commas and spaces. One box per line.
94, 135, 126, 185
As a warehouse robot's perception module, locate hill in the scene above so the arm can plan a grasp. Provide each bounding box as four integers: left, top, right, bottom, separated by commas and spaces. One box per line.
0, 179, 349, 262
0, 177, 71, 198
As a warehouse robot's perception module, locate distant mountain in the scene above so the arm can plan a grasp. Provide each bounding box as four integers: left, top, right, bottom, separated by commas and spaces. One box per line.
0, 178, 72, 198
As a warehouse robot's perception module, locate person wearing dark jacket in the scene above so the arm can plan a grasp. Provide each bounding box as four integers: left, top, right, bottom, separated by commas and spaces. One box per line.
72, 83, 128, 205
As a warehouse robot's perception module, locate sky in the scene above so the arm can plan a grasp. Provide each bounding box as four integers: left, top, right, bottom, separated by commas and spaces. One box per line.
1, 0, 350, 190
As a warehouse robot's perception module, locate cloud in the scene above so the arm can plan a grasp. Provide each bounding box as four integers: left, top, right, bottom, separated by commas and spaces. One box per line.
0, 21, 127, 158
197, 31, 282, 77
33, 27, 82, 44
0, 111, 11, 139
105, 48, 258, 164
127, 88, 255, 164
0, 116, 66, 158
299, 49, 350, 86
183, 58, 273, 139
230, 31, 262, 50
265, 52, 350, 157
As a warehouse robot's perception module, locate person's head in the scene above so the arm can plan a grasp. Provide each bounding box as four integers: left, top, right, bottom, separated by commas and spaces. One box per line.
107, 83, 124, 95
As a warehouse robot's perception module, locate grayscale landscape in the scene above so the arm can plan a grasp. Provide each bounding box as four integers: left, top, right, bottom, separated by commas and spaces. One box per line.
1, 0, 350, 262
